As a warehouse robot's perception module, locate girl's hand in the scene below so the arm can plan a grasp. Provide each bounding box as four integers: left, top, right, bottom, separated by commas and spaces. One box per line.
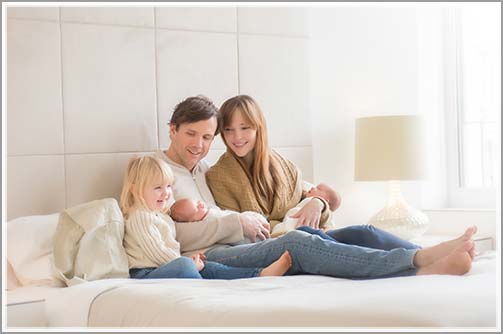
291, 198, 323, 229
191, 253, 205, 271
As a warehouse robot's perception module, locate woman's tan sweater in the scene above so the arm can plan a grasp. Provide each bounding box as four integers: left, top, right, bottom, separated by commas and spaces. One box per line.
206, 151, 332, 231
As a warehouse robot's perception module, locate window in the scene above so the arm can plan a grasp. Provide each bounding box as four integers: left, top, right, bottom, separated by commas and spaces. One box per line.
444, 4, 500, 208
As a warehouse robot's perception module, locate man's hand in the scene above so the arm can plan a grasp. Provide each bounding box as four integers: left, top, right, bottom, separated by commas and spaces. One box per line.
239, 211, 270, 242
292, 198, 323, 229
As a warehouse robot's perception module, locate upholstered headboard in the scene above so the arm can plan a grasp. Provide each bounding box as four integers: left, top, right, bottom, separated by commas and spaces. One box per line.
6, 6, 313, 220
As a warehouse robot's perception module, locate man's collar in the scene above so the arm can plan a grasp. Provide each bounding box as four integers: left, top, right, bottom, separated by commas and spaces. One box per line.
161, 150, 201, 174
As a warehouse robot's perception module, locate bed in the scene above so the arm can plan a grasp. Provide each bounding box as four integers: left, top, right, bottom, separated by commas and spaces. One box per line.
4, 212, 500, 329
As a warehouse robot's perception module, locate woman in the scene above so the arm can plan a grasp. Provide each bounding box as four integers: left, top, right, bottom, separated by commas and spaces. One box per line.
207, 95, 447, 252
206, 95, 332, 231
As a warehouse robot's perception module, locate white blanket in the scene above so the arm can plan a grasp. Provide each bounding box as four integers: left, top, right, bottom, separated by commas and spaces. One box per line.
45, 251, 498, 329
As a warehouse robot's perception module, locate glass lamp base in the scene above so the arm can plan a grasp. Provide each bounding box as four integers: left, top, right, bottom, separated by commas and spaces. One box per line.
368, 181, 430, 241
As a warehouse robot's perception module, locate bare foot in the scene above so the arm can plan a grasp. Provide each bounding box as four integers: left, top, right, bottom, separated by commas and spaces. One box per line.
259, 251, 292, 277
414, 226, 478, 267
417, 240, 473, 276
468, 240, 476, 259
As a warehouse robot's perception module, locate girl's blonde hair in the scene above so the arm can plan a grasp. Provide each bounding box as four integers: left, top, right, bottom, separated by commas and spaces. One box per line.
119, 156, 174, 218
219, 95, 282, 213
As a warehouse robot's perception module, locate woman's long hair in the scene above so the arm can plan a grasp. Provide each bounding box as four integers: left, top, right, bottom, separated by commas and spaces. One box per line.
119, 156, 174, 218
219, 95, 282, 213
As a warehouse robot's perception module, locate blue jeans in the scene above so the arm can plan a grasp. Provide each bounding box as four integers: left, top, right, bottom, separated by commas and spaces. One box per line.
296, 225, 421, 251
205, 230, 418, 279
129, 256, 262, 280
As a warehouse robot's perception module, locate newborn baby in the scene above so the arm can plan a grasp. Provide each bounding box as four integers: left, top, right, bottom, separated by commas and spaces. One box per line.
271, 183, 341, 237
306, 183, 341, 212
170, 198, 210, 222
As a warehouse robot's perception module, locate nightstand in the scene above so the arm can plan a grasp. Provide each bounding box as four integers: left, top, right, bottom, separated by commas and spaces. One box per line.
6, 299, 47, 327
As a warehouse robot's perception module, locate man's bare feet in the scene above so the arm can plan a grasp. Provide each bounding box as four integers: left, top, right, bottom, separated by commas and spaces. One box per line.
417, 240, 473, 276
260, 251, 292, 277
414, 226, 478, 267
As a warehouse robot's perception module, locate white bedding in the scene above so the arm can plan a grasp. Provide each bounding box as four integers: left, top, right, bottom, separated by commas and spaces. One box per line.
44, 251, 498, 329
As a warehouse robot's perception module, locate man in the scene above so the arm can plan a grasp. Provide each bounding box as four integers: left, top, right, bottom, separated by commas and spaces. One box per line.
151, 95, 457, 280
156, 95, 271, 251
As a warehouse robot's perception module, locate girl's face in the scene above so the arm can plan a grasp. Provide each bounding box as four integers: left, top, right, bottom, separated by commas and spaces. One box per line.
142, 182, 172, 212
223, 111, 257, 159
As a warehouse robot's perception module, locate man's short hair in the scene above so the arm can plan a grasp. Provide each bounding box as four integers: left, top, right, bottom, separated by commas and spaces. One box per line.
169, 95, 219, 135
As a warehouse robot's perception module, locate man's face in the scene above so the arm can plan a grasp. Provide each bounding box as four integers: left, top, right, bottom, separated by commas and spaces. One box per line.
168, 117, 218, 171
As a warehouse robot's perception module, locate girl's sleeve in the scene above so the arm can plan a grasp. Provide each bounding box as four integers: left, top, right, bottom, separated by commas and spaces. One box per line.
128, 211, 181, 266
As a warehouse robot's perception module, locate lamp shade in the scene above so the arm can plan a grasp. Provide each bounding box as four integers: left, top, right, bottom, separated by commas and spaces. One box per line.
354, 115, 426, 181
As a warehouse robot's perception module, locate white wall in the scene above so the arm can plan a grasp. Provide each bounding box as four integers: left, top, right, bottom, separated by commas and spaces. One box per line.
311, 6, 416, 226
309, 6, 453, 228
6, 6, 313, 220
6, 5, 498, 240
309, 5, 498, 239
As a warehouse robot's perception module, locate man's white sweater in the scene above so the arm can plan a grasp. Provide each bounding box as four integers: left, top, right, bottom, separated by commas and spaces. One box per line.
154, 150, 245, 256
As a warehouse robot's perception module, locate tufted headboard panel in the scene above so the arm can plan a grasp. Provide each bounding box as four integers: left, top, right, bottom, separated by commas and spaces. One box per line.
6, 6, 313, 220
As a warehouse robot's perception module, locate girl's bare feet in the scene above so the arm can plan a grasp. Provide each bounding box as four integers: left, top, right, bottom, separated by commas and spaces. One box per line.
416, 240, 473, 276
260, 251, 292, 277
414, 226, 477, 267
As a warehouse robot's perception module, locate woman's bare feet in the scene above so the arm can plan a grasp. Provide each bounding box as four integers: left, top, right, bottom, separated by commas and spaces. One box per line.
417, 240, 473, 276
260, 251, 292, 277
413, 226, 477, 267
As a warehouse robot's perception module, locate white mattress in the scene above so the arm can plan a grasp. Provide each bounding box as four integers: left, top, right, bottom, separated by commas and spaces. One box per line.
42, 250, 498, 329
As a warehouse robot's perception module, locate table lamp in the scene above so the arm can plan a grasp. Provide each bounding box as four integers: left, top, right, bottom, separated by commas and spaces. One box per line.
354, 115, 429, 240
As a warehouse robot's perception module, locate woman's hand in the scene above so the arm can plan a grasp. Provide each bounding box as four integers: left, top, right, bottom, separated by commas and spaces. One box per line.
191, 253, 206, 272
291, 198, 324, 229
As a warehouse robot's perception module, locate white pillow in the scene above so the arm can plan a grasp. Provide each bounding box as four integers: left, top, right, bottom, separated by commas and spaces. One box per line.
7, 213, 60, 287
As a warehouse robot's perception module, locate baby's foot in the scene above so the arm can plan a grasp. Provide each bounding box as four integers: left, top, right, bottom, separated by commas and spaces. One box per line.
260, 251, 292, 277
414, 226, 477, 266
417, 240, 473, 276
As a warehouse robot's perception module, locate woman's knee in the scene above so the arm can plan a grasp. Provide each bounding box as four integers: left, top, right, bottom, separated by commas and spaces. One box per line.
345, 225, 376, 237
280, 230, 316, 253
282, 230, 310, 242
296, 226, 317, 234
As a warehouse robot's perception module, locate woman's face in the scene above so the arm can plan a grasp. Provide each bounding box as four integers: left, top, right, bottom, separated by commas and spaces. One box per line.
223, 111, 257, 159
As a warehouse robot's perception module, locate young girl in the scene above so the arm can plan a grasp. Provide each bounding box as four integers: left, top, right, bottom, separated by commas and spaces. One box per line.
120, 156, 292, 280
